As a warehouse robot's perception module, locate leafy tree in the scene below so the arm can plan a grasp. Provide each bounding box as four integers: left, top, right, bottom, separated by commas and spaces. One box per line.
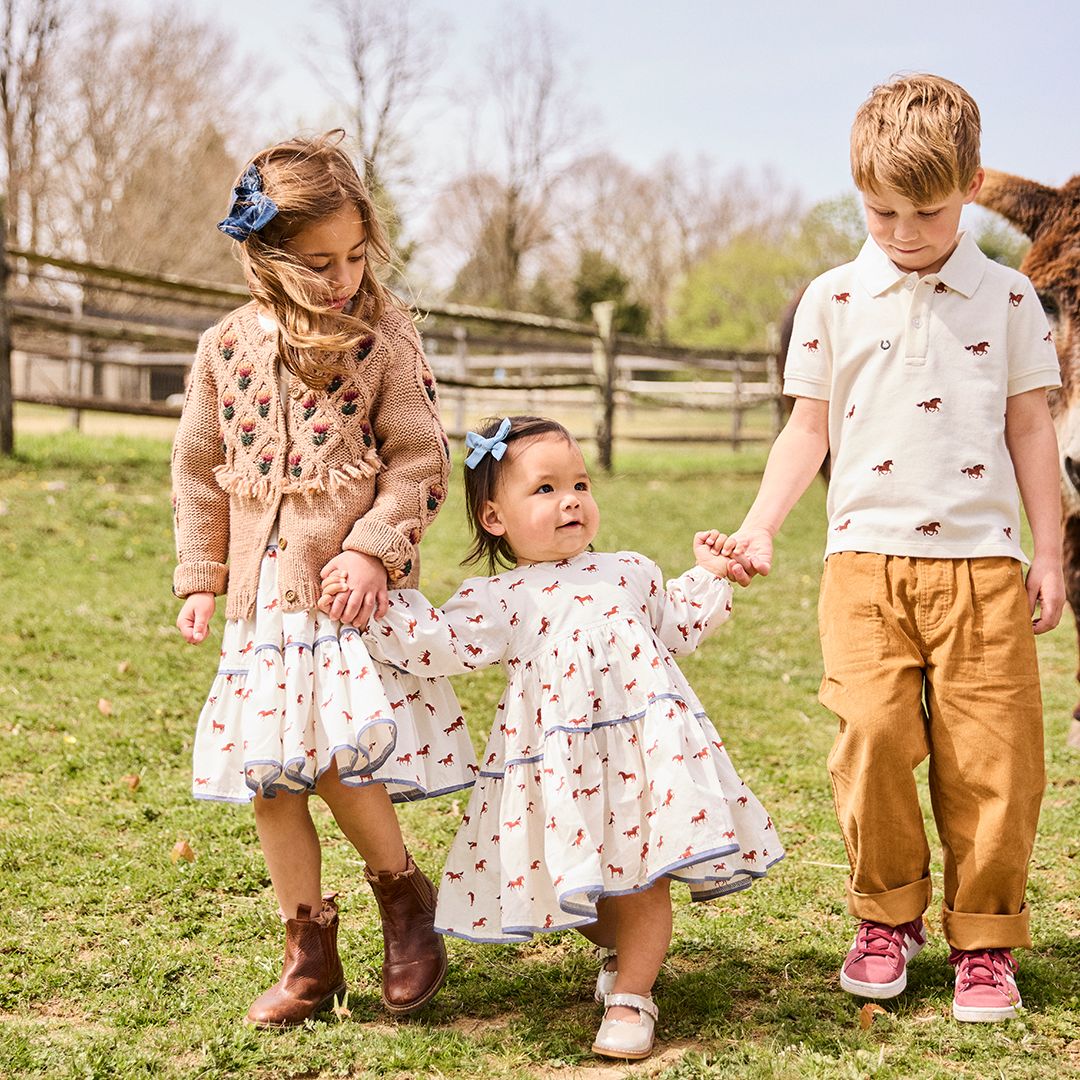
666, 194, 864, 350
971, 213, 1029, 268
572, 249, 649, 335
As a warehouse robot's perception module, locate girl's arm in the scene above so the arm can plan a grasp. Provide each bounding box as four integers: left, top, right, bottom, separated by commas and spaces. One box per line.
1005, 387, 1065, 633
639, 556, 734, 656
341, 322, 449, 582
362, 582, 510, 677
171, 329, 230, 599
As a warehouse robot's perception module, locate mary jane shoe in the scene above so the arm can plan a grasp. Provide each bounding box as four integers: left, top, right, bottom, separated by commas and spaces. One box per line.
593, 947, 618, 1004
591, 992, 658, 1060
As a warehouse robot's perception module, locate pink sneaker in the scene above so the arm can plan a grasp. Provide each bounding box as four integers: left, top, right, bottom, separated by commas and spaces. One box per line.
839, 918, 926, 999
949, 948, 1021, 1022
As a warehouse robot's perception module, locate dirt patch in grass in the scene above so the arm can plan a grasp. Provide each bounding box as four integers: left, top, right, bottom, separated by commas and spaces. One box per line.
530, 1039, 698, 1078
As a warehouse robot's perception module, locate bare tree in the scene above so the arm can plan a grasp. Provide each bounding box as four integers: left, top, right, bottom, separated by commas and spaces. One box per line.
445, 10, 588, 309
313, 0, 442, 200
0, 0, 66, 249
47, 5, 249, 279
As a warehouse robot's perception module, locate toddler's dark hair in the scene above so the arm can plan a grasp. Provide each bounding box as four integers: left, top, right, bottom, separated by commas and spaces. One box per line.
463, 415, 575, 573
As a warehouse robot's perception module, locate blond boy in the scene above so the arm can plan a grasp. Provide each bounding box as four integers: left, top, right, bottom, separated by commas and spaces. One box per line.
722, 74, 1063, 1021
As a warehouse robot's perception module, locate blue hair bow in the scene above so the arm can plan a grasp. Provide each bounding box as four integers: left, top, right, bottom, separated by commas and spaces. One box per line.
464, 417, 512, 469
217, 164, 279, 242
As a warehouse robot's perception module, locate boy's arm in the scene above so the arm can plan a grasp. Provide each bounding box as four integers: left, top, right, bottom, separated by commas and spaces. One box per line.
1005, 387, 1065, 634
720, 397, 830, 575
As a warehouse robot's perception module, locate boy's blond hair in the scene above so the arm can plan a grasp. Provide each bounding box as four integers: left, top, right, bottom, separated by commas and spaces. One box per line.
850, 74, 981, 205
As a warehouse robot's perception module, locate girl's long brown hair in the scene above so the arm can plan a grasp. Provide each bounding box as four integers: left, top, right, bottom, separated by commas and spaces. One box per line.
228, 130, 402, 390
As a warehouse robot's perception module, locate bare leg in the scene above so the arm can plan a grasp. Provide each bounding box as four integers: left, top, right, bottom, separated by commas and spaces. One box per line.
608, 878, 672, 1022
253, 791, 322, 919
578, 897, 618, 977
578, 897, 617, 947
316, 765, 408, 872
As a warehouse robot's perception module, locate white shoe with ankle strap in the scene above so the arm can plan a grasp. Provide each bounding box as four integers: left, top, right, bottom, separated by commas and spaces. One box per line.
593, 947, 617, 1004
591, 992, 658, 1060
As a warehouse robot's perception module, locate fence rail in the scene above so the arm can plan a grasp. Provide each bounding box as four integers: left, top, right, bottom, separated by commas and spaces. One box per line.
0, 229, 783, 467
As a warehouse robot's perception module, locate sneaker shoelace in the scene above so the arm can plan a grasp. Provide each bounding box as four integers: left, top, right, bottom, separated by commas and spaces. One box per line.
852, 919, 921, 960
948, 948, 1017, 991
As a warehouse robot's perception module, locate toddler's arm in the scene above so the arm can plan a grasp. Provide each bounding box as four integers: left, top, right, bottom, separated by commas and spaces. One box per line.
721, 396, 829, 576
641, 557, 734, 656
360, 583, 510, 677
1005, 387, 1065, 633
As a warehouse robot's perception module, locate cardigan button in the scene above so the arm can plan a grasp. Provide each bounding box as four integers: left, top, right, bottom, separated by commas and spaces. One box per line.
278, 538, 288, 550
284, 589, 298, 604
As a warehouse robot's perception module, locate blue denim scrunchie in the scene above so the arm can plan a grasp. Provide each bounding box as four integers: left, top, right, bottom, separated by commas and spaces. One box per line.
217, 164, 279, 242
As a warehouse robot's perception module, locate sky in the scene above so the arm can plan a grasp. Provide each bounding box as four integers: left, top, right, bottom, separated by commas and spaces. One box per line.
121, 0, 1080, 291
144, 0, 1079, 201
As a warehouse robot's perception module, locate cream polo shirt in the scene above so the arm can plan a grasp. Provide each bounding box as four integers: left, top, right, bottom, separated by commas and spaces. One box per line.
783, 231, 1060, 562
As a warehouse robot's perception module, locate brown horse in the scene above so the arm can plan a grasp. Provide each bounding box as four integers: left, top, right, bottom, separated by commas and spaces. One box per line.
977, 170, 1080, 745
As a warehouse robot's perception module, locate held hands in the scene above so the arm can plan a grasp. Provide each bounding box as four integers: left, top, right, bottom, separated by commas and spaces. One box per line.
1026, 553, 1065, 635
694, 531, 753, 587
317, 550, 389, 629
718, 525, 774, 579
177, 592, 216, 644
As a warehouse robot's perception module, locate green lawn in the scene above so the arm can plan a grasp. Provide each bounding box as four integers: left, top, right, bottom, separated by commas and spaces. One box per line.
0, 428, 1077, 1079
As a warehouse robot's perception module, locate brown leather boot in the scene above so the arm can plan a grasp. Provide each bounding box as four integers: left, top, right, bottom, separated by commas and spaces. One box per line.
365, 851, 448, 1014
245, 897, 347, 1028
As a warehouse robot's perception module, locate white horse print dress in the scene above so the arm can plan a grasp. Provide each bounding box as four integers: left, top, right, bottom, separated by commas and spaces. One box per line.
363, 550, 783, 942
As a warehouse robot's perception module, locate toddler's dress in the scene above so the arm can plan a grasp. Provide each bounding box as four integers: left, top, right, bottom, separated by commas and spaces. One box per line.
190, 349, 477, 804
363, 550, 783, 942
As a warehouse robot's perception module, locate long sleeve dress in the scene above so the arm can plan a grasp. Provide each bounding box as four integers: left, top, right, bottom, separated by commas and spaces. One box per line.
363, 550, 783, 942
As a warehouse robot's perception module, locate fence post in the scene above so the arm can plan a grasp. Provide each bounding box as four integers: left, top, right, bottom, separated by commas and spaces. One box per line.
67, 287, 84, 429
765, 321, 783, 437
452, 325, 468, 438
591, 300, 616, 472
0, 198, 13, 456
731, 356, 744, 450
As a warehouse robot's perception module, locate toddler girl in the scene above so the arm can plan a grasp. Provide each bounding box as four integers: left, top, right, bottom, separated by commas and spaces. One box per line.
172, 132, 476, 1026
324, 415, 783, 1059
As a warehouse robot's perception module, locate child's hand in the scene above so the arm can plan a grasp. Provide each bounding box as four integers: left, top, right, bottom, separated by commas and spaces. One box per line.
719, 526, 774, 578
318, 550, 389, 629
177, 592, 216, 644
694, 530, 753, 587
1026, 553, 1065, 635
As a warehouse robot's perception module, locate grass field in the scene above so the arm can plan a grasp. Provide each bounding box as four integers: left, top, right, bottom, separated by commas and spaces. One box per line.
0, 422, 1078, 1080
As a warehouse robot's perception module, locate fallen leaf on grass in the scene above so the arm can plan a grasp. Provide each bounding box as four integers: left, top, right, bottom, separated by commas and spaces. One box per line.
117, 660, 131, 675
120, 774, 140, 791
859, 1003, 888, 1030
170, 840, 195, 864
97, 698, 113, 716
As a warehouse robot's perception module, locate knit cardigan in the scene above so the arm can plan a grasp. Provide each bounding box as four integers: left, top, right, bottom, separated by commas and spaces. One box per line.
171, 300, 450, 621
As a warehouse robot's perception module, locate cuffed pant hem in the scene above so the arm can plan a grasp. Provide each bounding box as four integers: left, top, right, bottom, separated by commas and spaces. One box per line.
941, 903, 1032, 950
846, 875, 931, 925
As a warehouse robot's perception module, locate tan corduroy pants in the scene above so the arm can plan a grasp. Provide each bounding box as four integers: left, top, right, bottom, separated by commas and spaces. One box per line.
818, 553, 1044, 950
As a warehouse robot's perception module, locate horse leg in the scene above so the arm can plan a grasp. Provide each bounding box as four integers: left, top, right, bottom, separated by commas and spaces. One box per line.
1063, 515, 1080, 747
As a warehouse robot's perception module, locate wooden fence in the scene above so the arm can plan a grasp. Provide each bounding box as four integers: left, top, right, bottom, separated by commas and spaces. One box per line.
0, 212, 783, 469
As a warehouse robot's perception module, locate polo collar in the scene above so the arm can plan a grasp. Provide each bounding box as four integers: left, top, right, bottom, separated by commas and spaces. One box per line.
854, 230, 987, 298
